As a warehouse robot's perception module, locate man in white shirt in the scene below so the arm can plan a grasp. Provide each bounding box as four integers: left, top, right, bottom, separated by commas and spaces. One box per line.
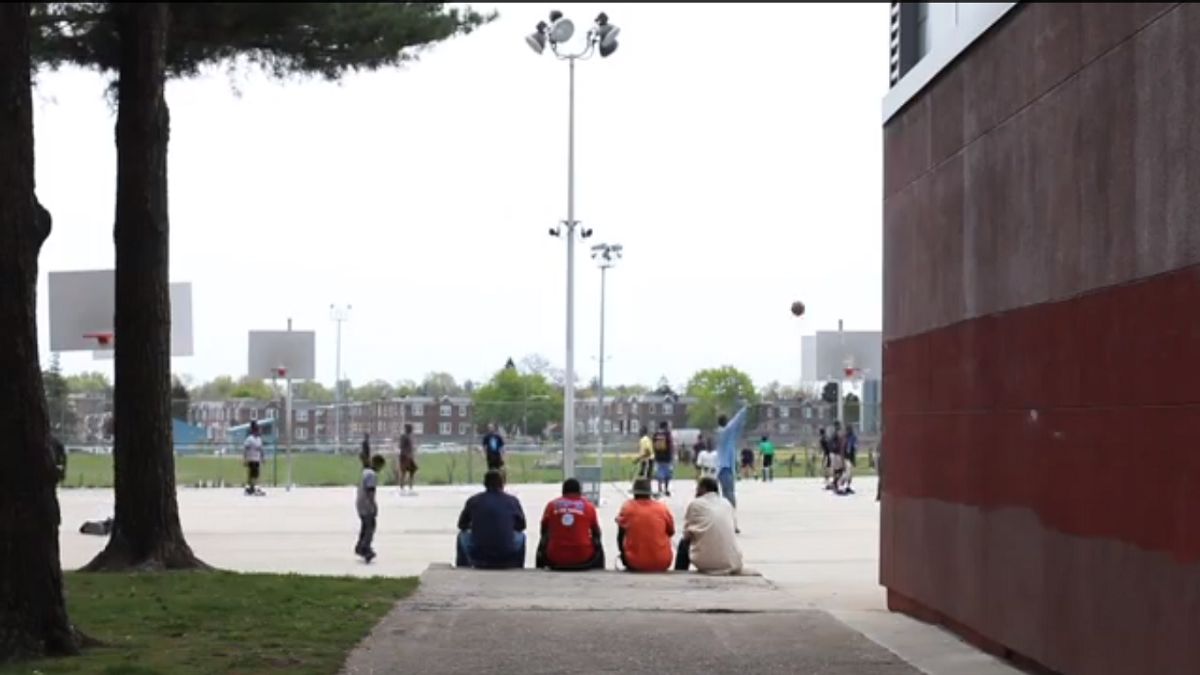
674, 476, 743, 575
356, 454, 385, 562
242, 420, 265, 496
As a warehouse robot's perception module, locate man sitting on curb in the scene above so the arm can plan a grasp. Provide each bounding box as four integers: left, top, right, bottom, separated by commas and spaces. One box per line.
537, 478, 605, 570
674, 476, 744, 575
456, 470, 527, 569
615, 478, 675, 572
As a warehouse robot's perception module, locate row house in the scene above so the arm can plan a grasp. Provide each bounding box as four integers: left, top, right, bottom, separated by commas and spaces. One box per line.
335, 395, 475, 440
188, 395, 476, 446
751, 399, 837, 439
573, 393, 693, 436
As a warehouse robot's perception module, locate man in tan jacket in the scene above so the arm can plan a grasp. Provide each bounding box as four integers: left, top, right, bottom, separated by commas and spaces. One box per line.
673, 476, 743, 575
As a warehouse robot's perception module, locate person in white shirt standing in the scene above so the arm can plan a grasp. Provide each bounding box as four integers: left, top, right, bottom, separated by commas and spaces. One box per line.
242, 421, 265, 496
356, 454, 385, 562
696, 446, 718, 479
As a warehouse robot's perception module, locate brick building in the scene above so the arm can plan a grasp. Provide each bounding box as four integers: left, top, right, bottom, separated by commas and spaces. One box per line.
882, 4, 1198, 674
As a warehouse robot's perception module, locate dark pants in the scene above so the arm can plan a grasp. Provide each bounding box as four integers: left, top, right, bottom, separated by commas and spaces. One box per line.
356, 513, 377, 554
673, 538, 691, 571
536, 540, 606, 571
456, 531, 526, 568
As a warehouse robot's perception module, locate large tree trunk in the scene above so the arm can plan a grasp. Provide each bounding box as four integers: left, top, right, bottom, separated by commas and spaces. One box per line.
0, 2, 82, 660
83, 2, 205, 572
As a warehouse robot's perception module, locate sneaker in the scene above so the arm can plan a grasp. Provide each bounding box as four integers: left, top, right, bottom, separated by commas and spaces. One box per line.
363, 550, 377, 563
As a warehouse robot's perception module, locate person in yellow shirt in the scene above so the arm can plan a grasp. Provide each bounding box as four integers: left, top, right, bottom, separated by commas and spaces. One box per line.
634, 426, 655, 486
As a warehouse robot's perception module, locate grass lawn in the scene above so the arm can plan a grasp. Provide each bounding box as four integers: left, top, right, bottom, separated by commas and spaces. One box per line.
0, 572, 417, 675
61, 448, 876, 489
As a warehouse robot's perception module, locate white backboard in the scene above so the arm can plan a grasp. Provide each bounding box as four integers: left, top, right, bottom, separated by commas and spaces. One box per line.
248, 330, 316, 381
813, 330, 882, 381
48, 269, 194, 355
801, 335, 817, 384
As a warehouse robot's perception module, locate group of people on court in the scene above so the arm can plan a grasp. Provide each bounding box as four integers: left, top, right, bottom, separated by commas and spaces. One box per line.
453, 471, 743, 574
819, 421, 858, 495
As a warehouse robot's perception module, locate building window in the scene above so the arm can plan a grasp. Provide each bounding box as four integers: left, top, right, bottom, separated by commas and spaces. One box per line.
458, 423, 471, 435
249, 408, 259, 421
458, 405, 468, 417
411, 422, 424, 435
296, 427, 309, 440
647, 404, 656, 414
297, 410, 309, 422
915, 2, 930, 59
439, 404, 452, 417
439, 422, 452, 435
411, 404, 424, 416
779, 424, 790, 434
662, 403, 673, 416
779, 407, 790, 419
804, 407, 813, 419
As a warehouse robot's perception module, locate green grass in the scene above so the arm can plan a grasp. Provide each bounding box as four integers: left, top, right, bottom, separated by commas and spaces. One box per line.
0, 572, 418, 675
60, 448, 876, 489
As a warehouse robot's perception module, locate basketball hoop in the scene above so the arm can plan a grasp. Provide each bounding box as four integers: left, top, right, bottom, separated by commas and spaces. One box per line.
83, 331, 114, 348
843, 366, 856, 379
272, 366, 288, 379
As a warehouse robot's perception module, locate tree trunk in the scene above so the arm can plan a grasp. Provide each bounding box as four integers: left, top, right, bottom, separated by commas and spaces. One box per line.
0, 2, 82, 660
83, 3, 206, 572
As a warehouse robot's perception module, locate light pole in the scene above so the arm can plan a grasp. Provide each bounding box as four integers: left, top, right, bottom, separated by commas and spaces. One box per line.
527, 10, 621, 479
330, 304, 351, 452
591, 242, 622, 474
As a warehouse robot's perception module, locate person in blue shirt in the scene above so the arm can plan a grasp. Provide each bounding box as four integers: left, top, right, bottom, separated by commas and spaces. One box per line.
714, 405, 748, 532
456, 470, 527, 568
480, 423, 506, 474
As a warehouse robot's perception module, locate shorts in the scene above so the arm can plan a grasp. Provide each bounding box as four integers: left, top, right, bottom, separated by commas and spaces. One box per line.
486, 453, 504, 471
400, 456, 418, 473
655, 462, 674, 481
823, 452, 832, 468
762, 454, 774, 468
740, 456, 755, 468
830, 454, 846, 471
636, 460, 654, 480
247, 461, 261, 480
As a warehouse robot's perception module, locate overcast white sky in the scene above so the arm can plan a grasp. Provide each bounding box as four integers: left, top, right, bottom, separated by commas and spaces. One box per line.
34, 2, 887, 390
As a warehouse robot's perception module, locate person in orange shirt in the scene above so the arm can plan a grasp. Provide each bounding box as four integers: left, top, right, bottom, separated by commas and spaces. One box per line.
537, 478, 605, 570
615, 478, 675, 572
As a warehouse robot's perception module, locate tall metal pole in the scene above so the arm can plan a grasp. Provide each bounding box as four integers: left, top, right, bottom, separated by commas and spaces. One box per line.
562, 55, 578, 480
596, 264, 607, 474
285, 318, 294, 491
330, 304, 351, 452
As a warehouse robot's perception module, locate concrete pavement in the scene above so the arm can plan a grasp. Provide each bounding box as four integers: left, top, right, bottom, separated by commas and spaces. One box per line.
58, 477, 1023, 674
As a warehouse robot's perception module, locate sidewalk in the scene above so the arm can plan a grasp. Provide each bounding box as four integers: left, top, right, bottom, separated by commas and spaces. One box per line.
341, 565, 925, 675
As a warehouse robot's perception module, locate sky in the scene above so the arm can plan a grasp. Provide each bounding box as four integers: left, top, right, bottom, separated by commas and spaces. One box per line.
33, 3, 888, 391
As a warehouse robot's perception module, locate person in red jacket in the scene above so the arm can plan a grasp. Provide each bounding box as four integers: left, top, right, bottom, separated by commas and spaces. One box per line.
537, 478, 605, 570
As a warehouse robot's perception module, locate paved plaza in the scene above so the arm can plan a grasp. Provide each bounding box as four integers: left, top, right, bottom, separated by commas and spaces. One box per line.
59, 478, 1021, 674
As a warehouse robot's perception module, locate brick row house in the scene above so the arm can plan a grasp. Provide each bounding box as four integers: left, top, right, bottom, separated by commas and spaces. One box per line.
188, 393, 841, 447
188, 395, 476, 446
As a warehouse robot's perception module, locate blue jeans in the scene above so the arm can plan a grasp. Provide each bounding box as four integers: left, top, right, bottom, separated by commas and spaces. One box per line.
456, 531, 526, 569
717, 468, 737, 508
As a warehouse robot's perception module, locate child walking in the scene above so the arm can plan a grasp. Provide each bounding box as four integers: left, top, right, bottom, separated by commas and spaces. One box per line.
355, 454, 385, 562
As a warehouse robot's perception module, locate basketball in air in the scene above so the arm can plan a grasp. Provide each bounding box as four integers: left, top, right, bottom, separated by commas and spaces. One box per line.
790, 300, 806, 317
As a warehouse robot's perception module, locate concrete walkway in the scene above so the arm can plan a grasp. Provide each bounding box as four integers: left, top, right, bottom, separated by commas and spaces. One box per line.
341, 566, 925, 675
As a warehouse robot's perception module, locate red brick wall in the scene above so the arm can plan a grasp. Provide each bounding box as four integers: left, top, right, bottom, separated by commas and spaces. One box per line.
882, 4, 1200, 674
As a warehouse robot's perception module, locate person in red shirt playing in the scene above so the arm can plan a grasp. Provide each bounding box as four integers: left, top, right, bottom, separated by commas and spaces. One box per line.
536, 478, 605, 571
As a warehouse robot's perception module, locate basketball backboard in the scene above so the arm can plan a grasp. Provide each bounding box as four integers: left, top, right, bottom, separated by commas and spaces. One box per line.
801, 335, 817, 384
47, 269, 195, 355
247, 330, 316, 381
813, 330, 882, 382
